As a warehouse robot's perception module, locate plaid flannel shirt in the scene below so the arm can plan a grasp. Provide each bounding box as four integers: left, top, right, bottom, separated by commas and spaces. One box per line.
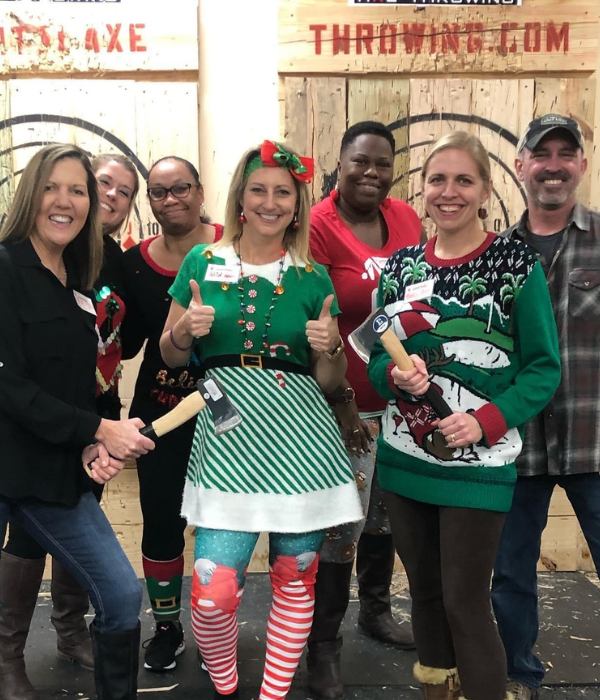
504, 203, 600, 476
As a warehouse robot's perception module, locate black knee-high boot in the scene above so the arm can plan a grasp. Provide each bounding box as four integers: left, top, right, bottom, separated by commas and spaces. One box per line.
356, 533, 415, 649
90, 621, 140, 700
306, 561, 353, 700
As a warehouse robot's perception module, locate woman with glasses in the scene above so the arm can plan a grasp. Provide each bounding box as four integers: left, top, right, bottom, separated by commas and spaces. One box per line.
121, 156, 222, 674
0, 153, 141, 699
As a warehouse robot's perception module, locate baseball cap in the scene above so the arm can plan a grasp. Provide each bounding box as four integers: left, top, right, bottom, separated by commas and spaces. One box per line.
517, 113, 585, 153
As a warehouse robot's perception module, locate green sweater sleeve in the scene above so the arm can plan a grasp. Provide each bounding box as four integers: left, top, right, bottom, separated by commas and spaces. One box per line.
168, 244, 205, 308
474, 261, 561, 444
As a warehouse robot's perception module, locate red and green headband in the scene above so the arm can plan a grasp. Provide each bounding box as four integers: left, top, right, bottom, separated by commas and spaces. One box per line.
244, 140, 314, 184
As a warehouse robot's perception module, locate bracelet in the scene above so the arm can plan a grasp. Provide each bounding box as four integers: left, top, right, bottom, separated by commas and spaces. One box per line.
324, 337, 345, 361
169, 327, 194, 352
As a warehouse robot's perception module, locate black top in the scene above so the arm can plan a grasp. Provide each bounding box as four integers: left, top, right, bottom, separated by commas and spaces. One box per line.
0, 240, 100, 506
121, 238, 203, 424
526, 227, 567, 271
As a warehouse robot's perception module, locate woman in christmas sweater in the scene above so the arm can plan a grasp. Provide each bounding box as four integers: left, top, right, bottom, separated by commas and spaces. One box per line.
0, 153, 139, 695
367, 132, 560, 700
160, 141, 362, 700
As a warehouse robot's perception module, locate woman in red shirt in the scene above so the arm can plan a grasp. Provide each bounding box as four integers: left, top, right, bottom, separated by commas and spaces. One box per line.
308, 121, 423, 700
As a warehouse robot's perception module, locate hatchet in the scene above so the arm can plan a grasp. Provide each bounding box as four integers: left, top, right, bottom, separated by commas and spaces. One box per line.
349, 307, 453, 419
140, 376, 242, 439
84, 377, 242, 478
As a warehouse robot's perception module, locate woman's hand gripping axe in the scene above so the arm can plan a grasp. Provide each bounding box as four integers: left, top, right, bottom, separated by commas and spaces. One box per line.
84, 377, 242, 478
348, 307, 453, 419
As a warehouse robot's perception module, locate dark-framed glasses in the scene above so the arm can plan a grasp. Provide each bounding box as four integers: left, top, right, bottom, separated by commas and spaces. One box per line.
147, 183, 198, 202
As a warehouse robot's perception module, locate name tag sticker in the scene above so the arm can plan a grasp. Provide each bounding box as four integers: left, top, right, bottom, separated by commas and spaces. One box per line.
404, 279, 435, 303
73, 290, 96, 316
204, 264, 239, 284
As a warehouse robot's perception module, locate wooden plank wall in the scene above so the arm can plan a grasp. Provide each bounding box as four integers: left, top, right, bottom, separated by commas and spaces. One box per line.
282, 75, 597, 573
1, 79, 199, 247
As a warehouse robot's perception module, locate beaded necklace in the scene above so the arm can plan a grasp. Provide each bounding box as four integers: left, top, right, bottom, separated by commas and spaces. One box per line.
236, 242, 286, 354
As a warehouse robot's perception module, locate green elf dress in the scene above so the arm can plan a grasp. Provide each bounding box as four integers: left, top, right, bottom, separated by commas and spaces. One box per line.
169, 243, 363, 533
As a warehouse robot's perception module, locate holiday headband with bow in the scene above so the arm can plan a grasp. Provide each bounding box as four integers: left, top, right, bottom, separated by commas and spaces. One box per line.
244, 141, 314, 184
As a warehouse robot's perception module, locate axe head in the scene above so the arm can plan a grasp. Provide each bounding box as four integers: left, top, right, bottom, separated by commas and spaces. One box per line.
348, 307, 392, 363
197, 377, 242, 436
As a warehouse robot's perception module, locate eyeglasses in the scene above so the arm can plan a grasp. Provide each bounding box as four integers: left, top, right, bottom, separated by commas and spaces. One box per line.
147, 183, 199, 202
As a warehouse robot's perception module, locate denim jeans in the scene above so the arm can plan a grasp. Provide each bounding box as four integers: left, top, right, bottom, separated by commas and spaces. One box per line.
0, 491, 142, 632
492, 473, 600, 689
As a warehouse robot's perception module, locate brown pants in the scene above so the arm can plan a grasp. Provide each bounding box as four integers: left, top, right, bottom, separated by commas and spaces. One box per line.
384, 491, 507, 700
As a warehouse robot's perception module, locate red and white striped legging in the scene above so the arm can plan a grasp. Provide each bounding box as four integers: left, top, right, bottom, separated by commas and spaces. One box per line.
190, 529, 322, 699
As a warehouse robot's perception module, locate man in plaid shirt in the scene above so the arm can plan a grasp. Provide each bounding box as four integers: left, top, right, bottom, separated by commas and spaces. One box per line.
492, 114, 600, 700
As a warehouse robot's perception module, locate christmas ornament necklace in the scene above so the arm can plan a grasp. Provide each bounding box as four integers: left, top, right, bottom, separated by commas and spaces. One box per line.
236, 240, 286, 354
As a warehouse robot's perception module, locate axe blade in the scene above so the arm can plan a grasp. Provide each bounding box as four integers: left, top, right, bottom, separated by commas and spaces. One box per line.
348, 307, 393, 363
198, 377, 243, 436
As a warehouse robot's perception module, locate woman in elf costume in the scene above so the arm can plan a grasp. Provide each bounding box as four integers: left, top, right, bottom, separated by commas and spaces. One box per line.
367, 132, 561, 700
160, 141, 362, 700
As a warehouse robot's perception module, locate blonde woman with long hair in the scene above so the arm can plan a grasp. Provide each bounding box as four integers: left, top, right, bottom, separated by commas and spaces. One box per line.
160, 141, 362, 699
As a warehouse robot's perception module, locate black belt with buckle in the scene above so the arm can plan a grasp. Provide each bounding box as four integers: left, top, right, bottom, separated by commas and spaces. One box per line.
203, 354, 311, 375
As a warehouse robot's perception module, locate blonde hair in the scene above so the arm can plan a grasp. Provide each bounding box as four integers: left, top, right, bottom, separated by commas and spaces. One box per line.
214, 144, 312, 265
0, 144, 102, 290
421, 131, 492, 187
92, 153, 140, 235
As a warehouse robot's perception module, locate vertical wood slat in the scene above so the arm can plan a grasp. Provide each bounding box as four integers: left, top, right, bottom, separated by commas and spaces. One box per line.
308, 77, 346, 204
284, 76, 310, 156
347, 78, 410, 202
284, 76, 346, 204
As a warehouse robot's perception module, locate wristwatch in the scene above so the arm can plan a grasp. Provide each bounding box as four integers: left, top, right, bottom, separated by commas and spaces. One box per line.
326, 385, 355, 405
325, 338, 345, 361
336, 386, 356, 404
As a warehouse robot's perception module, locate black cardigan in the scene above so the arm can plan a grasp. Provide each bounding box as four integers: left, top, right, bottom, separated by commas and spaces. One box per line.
0, 240, 101, 506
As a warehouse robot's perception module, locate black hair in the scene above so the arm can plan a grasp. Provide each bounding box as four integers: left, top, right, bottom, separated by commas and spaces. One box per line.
147, 155, 211, 223
148, 155, 201, 186
340, 121, 395, 157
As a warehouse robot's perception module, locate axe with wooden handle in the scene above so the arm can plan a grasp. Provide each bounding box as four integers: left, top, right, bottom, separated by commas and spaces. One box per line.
348, 307, 453, 419
84, 377, 242, 478
140, 376, 242, 439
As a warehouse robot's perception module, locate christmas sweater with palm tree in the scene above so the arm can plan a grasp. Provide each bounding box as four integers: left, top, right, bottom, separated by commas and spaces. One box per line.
367, 232, 560, 512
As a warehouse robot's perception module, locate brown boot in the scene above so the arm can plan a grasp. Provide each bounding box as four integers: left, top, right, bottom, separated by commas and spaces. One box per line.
415, 662, 461, 700
51, 558, 94, 671
356, 533, 415, 649
306, 561, 353, 700
0, 552, 45, 700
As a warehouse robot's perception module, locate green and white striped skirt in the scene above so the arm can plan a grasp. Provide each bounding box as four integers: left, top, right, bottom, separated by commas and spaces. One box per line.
181, 366, 363, 533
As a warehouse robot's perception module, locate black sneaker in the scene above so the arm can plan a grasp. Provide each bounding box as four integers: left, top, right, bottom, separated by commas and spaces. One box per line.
143, 621, 185, 671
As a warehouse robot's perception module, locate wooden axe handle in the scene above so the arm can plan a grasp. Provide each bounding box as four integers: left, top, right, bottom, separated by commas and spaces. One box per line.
141, 390, 207, 439
380, 328, 454, 419
380, 329, 416, 371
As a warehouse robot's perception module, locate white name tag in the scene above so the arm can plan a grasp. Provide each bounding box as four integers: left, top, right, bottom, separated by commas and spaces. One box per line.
404, 279, 435, 303
204, 264, 239, 284
73, 290, 96, 316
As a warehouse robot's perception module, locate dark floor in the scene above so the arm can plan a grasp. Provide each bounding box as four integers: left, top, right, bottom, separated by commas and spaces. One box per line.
26, 572, 600, 699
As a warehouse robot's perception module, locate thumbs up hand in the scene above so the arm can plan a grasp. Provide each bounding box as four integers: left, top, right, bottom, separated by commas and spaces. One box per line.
306, 293, 342, 354
182, 279, 215, 338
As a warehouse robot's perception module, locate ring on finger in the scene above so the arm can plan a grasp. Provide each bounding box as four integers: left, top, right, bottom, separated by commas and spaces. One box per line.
450, 433, 456, 443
